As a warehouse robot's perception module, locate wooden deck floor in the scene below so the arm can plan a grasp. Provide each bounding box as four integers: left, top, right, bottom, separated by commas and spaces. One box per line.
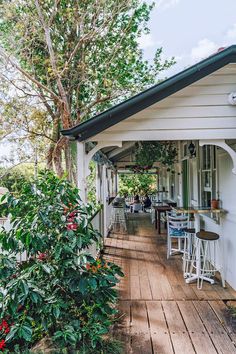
104, 213, 236, 354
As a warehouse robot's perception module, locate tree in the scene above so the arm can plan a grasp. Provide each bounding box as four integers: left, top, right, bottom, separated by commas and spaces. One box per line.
0, 0, 175, 178
119, 173, 157, 196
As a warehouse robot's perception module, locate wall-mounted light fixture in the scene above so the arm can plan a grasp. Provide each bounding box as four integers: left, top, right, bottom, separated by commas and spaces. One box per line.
188, 141, 196, 158
228, 92, 236, 105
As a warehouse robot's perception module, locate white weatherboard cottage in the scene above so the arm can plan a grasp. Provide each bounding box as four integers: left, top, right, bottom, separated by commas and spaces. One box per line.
62, 45, 236, 290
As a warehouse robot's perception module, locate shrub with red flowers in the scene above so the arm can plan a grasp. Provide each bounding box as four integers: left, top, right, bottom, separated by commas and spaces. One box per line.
0, 171, 123, 353
0, 319, 12, 352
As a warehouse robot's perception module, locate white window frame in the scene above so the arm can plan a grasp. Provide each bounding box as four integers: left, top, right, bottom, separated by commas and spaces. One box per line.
200, 145, 218, 207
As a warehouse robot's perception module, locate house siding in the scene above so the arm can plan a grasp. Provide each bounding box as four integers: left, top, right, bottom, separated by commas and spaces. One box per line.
92, 64, 236, 142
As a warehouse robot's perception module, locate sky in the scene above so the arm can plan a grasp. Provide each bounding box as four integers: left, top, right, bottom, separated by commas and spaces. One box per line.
139, 0, 236, 76
1, 0, 236, 163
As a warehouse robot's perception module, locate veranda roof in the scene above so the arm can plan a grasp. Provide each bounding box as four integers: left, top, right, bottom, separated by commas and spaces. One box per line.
61, 45, 236, 142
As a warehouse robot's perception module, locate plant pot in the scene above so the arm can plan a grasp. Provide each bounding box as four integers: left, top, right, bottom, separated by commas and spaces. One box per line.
211, 199, 219, 209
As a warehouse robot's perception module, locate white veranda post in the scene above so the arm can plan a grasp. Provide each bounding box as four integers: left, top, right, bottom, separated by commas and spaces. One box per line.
77, 141, 86, 203
77, 141, 122, 236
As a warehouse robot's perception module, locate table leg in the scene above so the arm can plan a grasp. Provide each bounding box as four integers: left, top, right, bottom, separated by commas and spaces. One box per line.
155, 209, 157, 229
158, 211, 161, 234
186, 214, 200, 283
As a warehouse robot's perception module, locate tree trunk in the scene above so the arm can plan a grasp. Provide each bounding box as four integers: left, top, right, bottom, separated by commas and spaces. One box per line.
52, 136, 68, 177
46, 143, 54, 170
65, 142, 73, 182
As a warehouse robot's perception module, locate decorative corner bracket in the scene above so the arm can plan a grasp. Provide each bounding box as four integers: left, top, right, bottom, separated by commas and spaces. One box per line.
85, 141, 122, 177
199, 139, 236, 175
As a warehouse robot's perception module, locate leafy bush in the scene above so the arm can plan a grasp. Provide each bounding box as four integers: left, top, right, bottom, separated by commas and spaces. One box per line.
135, 141, 177, 167
0, 171, 123, 353
0, 164, 36, 196
119, 173, 157, 196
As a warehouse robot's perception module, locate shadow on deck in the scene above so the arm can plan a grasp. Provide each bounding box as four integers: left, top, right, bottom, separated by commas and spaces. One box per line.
104, 213, 236, 354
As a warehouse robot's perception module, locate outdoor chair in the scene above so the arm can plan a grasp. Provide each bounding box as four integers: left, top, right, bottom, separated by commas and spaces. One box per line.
132, 203, 142, 213
167, 213, 188, 259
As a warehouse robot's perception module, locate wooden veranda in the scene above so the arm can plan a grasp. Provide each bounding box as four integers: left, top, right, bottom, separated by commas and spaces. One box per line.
104, 213, 236, 354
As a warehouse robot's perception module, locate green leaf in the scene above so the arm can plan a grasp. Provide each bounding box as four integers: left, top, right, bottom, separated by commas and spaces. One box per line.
20, 279, 29, 296
88, 277, 97, 290
77, 235, 82, 249
78, 278, 88, 294
5, 326, 19, 342
53, 306, 60, 319
19, 324, 32, 341
41, 264, 51, 274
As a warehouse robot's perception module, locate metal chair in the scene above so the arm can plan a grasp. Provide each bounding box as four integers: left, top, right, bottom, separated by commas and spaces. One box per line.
167, 213, 188, 259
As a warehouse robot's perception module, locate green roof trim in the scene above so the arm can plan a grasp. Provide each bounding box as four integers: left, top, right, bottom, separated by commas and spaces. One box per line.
61, 45, 236, 141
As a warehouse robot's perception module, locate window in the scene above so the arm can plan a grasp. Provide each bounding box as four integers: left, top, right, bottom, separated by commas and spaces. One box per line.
200, 145, 217, 207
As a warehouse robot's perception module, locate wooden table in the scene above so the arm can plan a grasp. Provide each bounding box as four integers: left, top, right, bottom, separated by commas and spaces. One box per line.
153, 204, 172, 234
172, 206, 225, 232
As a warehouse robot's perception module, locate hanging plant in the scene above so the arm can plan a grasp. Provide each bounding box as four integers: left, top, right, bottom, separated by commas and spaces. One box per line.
135, 141, 177, 167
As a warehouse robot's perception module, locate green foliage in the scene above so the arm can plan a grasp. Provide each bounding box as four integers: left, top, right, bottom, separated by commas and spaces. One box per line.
0, 171, 123, 352
135, 141, 178, 167
119, 173, 157, 196
0, 164, 36, 196
0, 1, 174, 120
0, 1, 175, 175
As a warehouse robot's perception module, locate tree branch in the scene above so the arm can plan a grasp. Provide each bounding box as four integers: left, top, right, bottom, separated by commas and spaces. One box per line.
0, 48, 60, 102
34, 0, 71, 128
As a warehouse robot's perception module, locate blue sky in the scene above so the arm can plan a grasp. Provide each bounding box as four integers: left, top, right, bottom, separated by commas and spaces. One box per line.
140, 0, 236, 75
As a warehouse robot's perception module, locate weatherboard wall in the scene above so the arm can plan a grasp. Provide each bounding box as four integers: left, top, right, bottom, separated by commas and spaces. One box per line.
92, 64, 236, 142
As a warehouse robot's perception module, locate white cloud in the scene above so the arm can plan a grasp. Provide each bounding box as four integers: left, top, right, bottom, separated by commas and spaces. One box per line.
157, 0, 180, 10
226, 23, 236, 39
190, 39, 218, 61
138, 34, 155, 49
138, 34, 162, 50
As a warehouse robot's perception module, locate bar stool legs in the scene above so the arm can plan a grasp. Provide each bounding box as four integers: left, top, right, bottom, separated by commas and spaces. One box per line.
186, 231, 225, 289
111, 207, 127, 234
182, 228, 195, 278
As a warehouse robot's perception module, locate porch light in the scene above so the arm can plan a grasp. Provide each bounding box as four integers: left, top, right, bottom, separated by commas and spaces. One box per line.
188, 141, 196, 158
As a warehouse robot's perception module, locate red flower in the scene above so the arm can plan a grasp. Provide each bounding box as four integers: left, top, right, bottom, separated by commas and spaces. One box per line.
4, 327, 10, 334
2, 321, 8, 329
66, 223, 78, 231
37, 253, 47, 261
86, 264, 91, 270
67, 217, 75, 223
0, 339, 5, 350
69, 211, 76, 217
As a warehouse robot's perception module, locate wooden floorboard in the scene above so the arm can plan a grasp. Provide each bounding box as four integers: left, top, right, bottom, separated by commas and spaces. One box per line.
106, 213, 236, 353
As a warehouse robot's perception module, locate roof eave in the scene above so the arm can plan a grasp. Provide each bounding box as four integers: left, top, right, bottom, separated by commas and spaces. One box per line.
61, 45, 236, 142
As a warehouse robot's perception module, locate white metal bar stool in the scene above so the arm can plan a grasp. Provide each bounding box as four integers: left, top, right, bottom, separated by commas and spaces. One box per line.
188, 231, 225, 289
111, 206, 127, 234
